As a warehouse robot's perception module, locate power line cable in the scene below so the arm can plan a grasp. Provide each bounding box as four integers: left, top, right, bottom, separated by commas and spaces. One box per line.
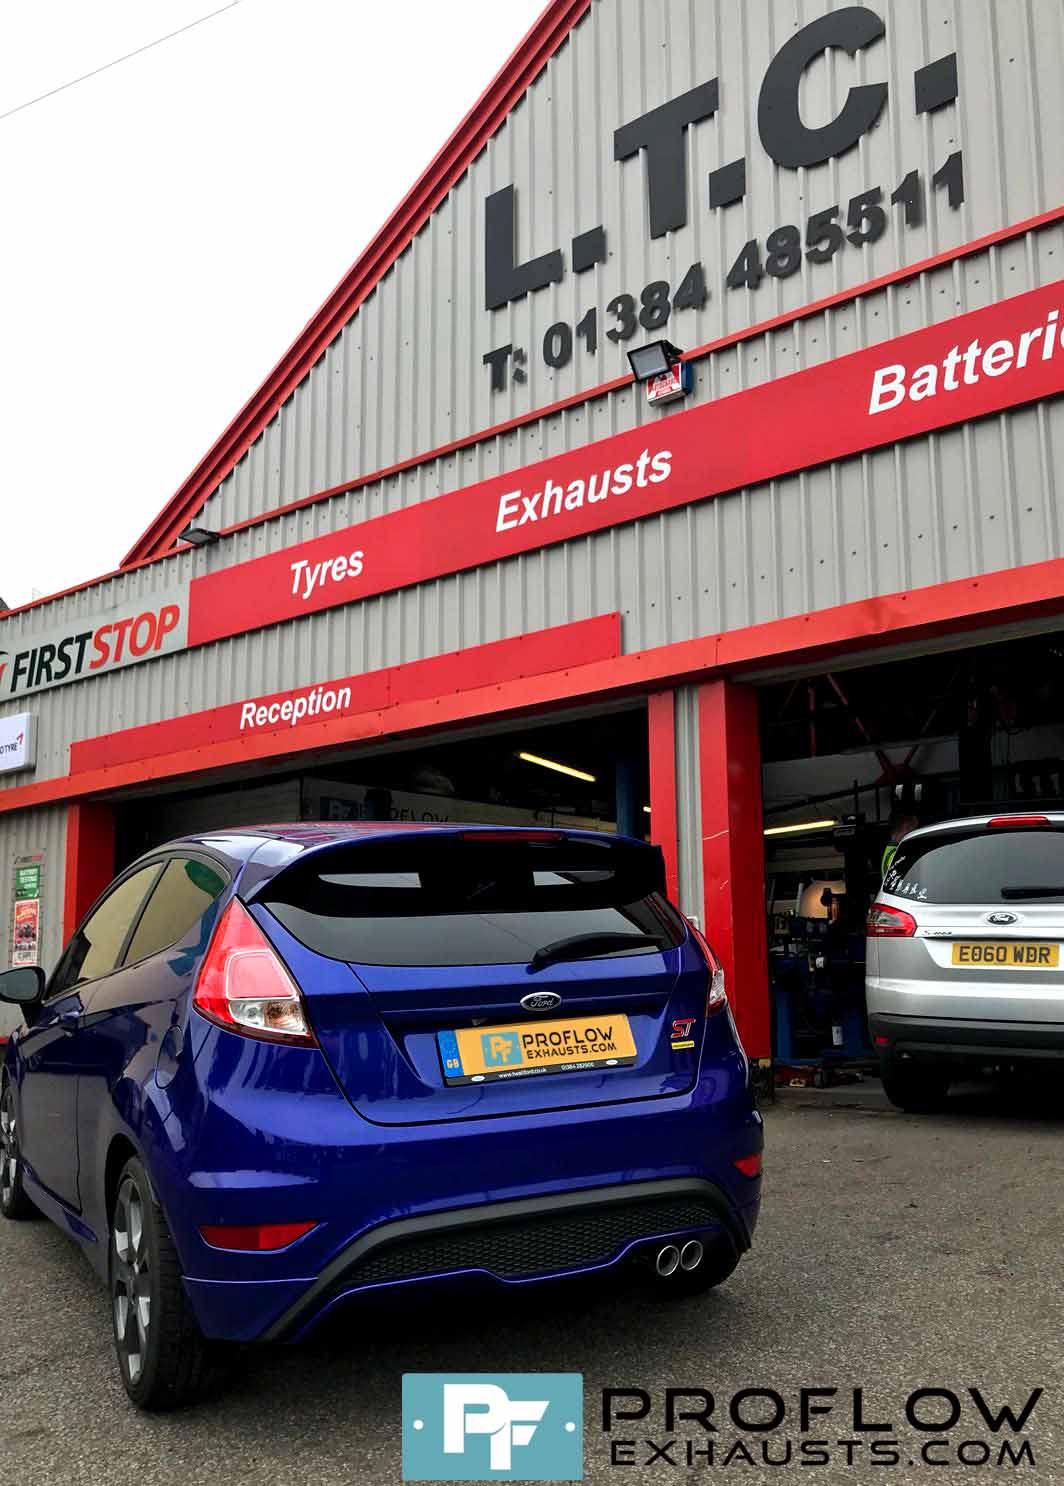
0, 0, 244, 123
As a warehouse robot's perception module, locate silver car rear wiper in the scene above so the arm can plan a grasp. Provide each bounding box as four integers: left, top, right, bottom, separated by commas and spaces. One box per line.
1000, 885, 1064, 899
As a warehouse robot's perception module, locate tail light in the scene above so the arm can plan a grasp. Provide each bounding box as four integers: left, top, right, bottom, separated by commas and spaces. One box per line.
866, 902, 917, 938
686, 917, 728, 1015
734, 1153, 762, 1178
987, 815, 1050, 828
193, 899, 316, 1045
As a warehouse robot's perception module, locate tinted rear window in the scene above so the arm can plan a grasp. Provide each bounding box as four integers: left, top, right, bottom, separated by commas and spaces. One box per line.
885, 828, 1064, 904
259, 835, 683, 966
124, 858, 228, 965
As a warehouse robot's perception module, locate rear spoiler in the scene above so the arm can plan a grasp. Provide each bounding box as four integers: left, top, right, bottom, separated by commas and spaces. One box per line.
240, 827, 668, 902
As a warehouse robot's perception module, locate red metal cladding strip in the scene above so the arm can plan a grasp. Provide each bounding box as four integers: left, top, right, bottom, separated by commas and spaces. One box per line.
120, 0, 592, 567
69, 669, 389, 773
698, 681, 771, 1061
69, 614, 622, 774
63, 801, 115, 939
187, 279, 1064, 650
7, 556, 1064, 819
647, 691, 679, 906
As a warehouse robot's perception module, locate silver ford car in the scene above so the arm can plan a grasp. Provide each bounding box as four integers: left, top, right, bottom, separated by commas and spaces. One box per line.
866, 812, 1064, 1111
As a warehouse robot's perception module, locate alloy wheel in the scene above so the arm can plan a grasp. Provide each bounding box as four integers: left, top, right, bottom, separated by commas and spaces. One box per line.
112, 1177, 152, 1385
0, 1085, 19, 1209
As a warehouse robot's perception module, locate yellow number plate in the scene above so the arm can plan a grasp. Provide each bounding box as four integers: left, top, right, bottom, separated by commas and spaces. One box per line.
437, 1014, 637, 1085
951, 941, 1059, 968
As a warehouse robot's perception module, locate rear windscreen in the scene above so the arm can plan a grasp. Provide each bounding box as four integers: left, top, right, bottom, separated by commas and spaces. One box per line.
258, 834, 684, 966
885, 828, 1064, 905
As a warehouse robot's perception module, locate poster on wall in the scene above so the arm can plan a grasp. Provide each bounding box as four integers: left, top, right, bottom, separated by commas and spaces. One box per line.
10, 852, 44, 969
11, 899, 39, 967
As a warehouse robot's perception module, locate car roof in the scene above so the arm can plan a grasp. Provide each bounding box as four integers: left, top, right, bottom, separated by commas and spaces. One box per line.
901, 811, 1064, 842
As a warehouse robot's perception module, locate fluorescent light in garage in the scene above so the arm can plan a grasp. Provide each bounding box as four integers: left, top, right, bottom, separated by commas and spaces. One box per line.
518, 751, 596, 783
763, 818, 838, 837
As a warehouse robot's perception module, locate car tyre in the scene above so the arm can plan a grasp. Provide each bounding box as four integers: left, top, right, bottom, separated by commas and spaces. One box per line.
650, 1238, 741, 1297
0, 1081, 36, 1220
110, 1156, 222, 1410
881, 1062, 952, 1113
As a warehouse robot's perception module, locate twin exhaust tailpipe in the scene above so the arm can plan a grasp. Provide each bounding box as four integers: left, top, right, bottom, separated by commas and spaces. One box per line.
655, 1238, 704, 1276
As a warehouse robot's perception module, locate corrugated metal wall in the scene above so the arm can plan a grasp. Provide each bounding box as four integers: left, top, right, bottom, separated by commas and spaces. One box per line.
4, 214, 1063, 791
0, 804, 67, 1012
124, 779, 303, 854
185, 0, 1064, 534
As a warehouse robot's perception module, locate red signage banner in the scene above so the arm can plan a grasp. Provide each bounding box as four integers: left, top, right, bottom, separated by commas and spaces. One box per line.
70, 614, 621, 774
187, 279, 1064, 649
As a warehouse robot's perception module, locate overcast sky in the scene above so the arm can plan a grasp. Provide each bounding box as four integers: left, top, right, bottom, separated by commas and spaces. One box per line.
0, 0, 544, 612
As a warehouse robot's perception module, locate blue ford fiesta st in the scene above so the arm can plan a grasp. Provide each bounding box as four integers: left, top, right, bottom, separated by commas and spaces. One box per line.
0, 824, 762, 1409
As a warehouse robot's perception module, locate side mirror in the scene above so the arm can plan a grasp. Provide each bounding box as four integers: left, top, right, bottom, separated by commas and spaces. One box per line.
0, 966, 45, 1004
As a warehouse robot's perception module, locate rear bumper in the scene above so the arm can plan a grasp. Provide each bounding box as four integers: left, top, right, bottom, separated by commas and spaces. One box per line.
258, 1175, 755, 1342
870, 1012, 1064, 1063
181, 1174, 759, 1343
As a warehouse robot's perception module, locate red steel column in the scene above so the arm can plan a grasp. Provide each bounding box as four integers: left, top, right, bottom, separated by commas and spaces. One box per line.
63, 801, 116, 939
698, 679, 771, 1060
647, 690, 679, 904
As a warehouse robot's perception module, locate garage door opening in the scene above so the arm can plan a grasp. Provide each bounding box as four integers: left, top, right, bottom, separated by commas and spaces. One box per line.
757, 629, 1064, 1071
114, 704, 652, 870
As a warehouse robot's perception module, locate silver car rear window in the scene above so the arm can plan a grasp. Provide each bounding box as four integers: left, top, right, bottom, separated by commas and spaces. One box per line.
885, 827, 1064, 905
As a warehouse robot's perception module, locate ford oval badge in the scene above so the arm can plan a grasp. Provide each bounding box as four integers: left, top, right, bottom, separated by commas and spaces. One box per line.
985, 911, 1019, 925
520, 991, 562, 1012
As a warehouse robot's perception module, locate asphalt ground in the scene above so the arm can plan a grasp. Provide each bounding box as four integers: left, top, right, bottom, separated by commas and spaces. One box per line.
1, 1077, 1061, 1485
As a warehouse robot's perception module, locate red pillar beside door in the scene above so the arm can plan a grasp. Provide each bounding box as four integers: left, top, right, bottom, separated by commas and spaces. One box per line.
63, 801, 116, 940
647, 690, 679, 905
698, 679, 771, 1061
